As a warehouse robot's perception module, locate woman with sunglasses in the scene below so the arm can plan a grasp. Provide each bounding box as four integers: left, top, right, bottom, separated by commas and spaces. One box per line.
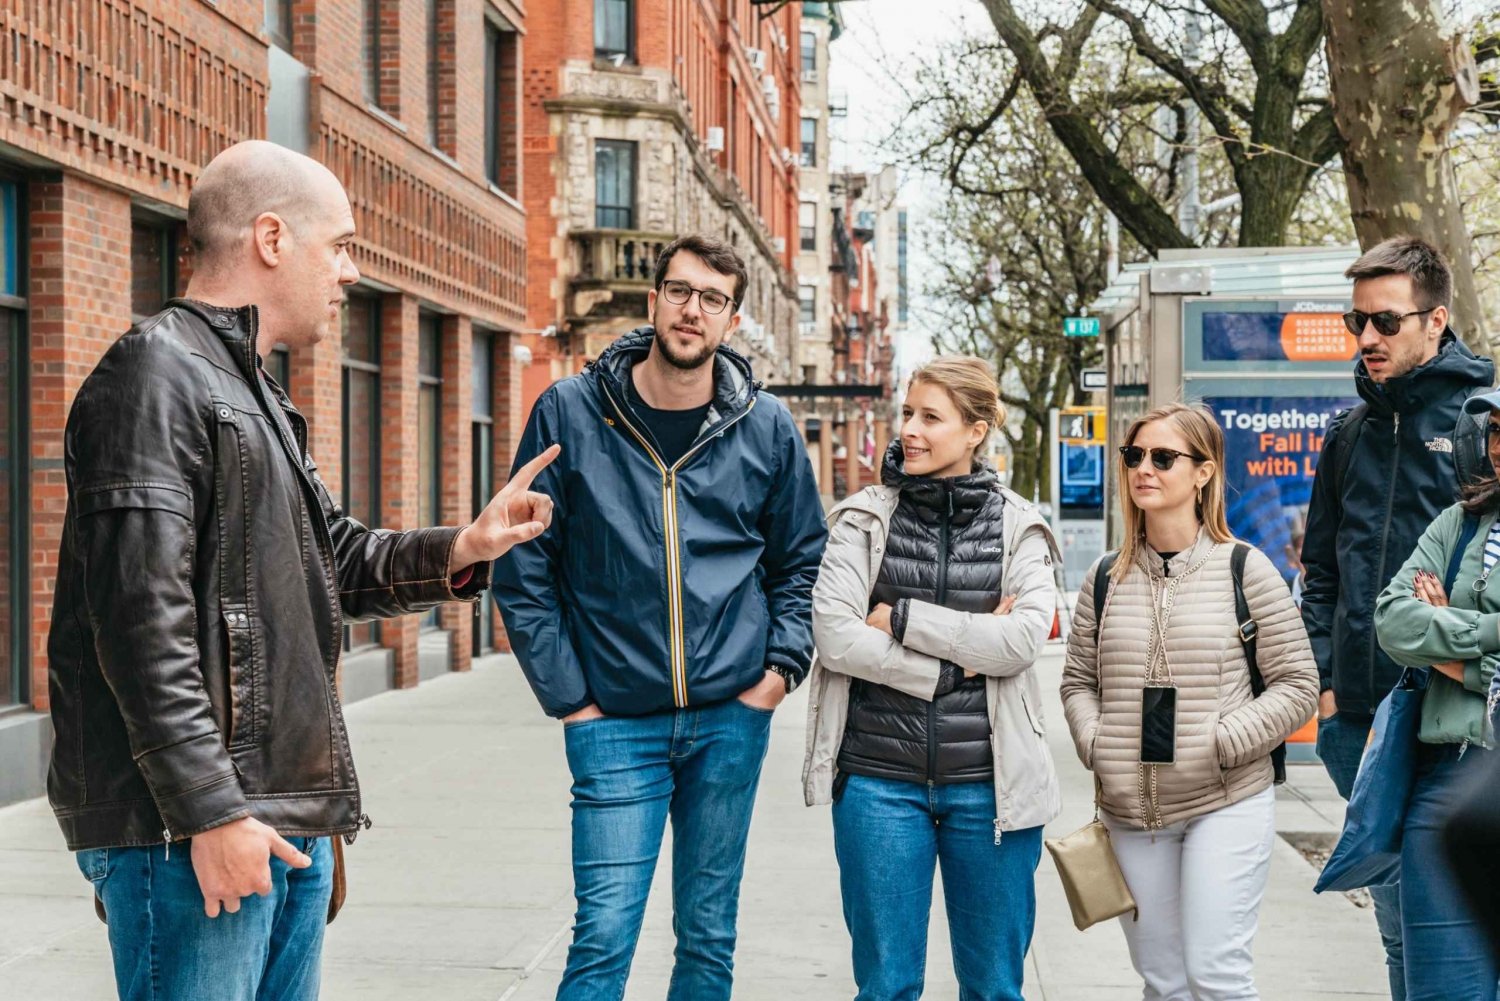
1370, 392, 1500, 1000
804, 357, 1063, 1001
1061, 403, 1318, 1000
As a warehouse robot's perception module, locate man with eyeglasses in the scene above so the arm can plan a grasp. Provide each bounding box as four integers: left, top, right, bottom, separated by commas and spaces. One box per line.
1300, 235, 1494, 1000
493, 234, 827, 999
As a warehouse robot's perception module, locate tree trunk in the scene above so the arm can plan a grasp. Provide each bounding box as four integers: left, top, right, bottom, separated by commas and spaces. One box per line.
1323, 0, 1488, 351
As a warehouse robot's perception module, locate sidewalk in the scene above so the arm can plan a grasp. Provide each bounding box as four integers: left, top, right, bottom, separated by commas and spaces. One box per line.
0, 646, 1389, 999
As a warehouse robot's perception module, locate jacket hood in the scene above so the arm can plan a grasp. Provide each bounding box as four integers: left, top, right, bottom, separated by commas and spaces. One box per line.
591, 326, 758, 422
1355, 330, 1494, 415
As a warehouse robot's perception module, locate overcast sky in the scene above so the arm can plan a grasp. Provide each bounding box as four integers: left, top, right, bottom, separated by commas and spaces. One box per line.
825, 0, 983, 374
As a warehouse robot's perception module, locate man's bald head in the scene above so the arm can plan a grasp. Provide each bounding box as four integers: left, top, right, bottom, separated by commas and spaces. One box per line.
187, 141, 345, 274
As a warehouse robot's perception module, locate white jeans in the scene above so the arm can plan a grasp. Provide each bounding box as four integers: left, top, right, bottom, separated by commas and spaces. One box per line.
1105, 786, 1276, 1001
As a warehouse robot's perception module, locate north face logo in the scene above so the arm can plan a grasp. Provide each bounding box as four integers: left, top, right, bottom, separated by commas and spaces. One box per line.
1427, 437, 1454, 453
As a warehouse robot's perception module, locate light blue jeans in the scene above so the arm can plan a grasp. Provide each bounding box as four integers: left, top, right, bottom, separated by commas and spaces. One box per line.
557, 697, 774, 1001
76, 835, 333, 1001
832, 773, 1043, 1001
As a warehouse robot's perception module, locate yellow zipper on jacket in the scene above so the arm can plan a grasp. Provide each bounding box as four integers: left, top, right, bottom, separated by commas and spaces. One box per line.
600, 381, 757, 708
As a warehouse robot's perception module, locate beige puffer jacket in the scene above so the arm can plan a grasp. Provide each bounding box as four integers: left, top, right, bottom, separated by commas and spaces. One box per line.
1060, 530, 1318, 830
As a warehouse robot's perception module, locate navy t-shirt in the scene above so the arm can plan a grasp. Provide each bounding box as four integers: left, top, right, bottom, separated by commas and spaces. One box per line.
626, 374, 711, 467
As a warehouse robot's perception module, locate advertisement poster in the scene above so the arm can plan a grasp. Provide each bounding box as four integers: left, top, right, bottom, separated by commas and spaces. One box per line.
1203, 395, 1359, 585
1060, 443, 1104, 512
1200, 302, 1356, 363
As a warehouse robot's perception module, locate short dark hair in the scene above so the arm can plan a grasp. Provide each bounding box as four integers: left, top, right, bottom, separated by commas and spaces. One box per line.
1345, 236, 1453, 311
652, 234, 748, 307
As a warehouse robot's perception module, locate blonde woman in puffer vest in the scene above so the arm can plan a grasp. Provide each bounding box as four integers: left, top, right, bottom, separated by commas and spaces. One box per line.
1061, 403, 1319, 1001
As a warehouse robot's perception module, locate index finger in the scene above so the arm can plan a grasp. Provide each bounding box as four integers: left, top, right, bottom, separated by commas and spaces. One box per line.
506, 443, 561, 493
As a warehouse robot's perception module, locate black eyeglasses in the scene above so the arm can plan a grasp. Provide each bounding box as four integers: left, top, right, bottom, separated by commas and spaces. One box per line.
659, 279, 735, 316
1342, 307, 1436, 337
1120, 445, 1206, 471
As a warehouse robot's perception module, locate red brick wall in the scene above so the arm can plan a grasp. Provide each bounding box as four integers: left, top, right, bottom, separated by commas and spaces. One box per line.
28, 175, 134, 710
379, 294, 421, 687
436, 313, 475, 670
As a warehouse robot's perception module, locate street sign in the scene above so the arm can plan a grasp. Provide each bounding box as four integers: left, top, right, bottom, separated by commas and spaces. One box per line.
1064, 316, 1100, 338
1081, 368, 1108, 392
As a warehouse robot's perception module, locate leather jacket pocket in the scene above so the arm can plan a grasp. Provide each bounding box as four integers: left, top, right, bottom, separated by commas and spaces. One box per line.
223, 603, 259, 748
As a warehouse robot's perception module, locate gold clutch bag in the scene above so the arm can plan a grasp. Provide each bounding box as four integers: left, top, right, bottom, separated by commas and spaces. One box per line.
1044, 815, 1137, 931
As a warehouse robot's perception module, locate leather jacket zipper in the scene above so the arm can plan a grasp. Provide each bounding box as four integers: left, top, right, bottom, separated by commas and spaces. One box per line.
240, 310, 365, 838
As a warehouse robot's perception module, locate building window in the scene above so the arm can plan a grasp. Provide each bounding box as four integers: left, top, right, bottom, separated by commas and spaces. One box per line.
361, 0, 382, 107
595, 0, 634, 61
595, 140, 636, 229
130, 217, 178, 322
799, 285, 816, 325
342, 293, 382, 651
0, 180, 25, 709
799, 201, 817, 251
426, 0, 440, 146
800, 117, 817, 168
418, 314, 442, 630
470, 331, 495, 656
484, 17, 519, 192
801, 30, 816, 79
267, 344, 291, 393
266, 0, 293, 50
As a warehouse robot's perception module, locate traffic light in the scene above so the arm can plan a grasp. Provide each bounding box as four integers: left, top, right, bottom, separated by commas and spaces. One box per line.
1059, 407, 1106, 445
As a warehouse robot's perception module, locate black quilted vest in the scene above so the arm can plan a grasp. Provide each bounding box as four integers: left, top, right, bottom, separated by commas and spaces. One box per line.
837, 443, 1005, 787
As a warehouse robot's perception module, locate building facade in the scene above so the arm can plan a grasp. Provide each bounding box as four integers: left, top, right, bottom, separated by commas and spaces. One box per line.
519, 0, 803, 410
1, 0, 530, 806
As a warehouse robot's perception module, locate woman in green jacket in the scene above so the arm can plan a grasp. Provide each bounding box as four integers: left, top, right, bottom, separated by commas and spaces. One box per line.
1373, 392, 1500, 1001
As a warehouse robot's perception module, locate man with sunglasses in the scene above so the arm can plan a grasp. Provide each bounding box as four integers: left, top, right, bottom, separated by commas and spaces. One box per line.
493, 234, 826, 999
1301, 236, 1495, 999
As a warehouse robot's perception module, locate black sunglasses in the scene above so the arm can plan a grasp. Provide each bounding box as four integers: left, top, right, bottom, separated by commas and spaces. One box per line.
1342, 307, 1436, 337
1120, 445, 1206, 471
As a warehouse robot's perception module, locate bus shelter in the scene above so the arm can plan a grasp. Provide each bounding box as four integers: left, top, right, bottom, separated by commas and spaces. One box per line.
1091, 246, 1362, 579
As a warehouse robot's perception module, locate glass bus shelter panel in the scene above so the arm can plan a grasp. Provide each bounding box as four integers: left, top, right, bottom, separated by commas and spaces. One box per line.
1186, 377, 1358, 594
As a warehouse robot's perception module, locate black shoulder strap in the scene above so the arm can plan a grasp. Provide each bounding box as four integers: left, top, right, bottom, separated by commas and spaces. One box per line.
1447, 513, 1482, 596
1330, 403, 1369, 506
1092, 551, 1120, 650
1232, 542, 1287, 784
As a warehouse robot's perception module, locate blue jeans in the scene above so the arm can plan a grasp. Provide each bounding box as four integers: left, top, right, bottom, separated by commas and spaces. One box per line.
76, 835, 333, 1001
1318, 709, 1406, 1000
558, 697, 773, 1001
1401, 744, 1500, 1001
831, 773, 1043, 1001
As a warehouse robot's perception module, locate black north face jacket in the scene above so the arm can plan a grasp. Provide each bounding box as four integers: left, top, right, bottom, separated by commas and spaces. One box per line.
1301, 333, 1494, 714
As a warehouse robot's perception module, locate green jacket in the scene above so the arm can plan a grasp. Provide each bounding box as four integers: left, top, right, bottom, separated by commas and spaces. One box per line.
1374, 501, 1500, 747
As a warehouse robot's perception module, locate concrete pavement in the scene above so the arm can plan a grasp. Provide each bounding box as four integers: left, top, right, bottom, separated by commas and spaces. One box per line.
0, 644, 1388, 999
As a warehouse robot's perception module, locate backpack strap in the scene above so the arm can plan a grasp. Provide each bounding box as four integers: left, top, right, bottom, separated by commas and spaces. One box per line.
1446, 513, 1482, 596
1231, 543, 1286, 784
1329, 402, 1368, 508
1093, 551, 1120, 650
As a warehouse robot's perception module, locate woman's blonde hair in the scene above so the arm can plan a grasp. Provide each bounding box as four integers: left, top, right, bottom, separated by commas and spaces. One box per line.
907, 356, 1006, 451
1113, 402, 1233, 580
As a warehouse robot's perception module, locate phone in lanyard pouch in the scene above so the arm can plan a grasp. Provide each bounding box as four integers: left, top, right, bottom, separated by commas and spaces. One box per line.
1140, 685, 1178, 764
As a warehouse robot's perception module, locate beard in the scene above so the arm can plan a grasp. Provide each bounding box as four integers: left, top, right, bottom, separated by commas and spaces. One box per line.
654, 324, 716, 371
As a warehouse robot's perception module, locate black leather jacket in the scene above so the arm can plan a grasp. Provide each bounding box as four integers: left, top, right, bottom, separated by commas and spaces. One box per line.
46, 300, 485, 851
837, 444, 1004, 786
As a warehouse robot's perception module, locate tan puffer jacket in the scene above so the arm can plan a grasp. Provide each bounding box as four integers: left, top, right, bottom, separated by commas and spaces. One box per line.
1060, 531, 1318, 829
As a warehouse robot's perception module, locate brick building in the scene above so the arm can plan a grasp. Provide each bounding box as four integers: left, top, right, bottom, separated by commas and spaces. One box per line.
0, 0, 530, 807
517, 0, 804, 411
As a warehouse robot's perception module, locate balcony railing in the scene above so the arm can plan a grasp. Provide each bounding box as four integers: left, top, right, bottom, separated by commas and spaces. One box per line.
570, 230, 675, 286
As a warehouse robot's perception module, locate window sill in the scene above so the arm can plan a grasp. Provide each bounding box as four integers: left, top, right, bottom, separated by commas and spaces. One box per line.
364, 104, 409, 136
